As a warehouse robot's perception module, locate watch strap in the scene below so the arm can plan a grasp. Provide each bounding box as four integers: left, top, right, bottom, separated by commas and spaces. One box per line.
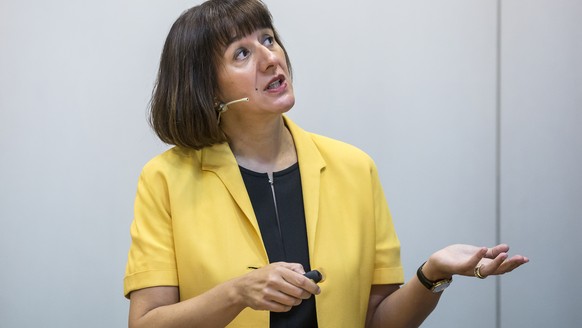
416, 261, 452, 292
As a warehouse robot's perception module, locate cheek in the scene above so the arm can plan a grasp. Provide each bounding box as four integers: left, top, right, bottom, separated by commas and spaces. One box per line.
217, 72, 242, 95
215, 71, 230, 96
218, 75, 256, 102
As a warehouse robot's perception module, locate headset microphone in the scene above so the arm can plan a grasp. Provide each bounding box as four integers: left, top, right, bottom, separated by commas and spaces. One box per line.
217, 97, 249, 124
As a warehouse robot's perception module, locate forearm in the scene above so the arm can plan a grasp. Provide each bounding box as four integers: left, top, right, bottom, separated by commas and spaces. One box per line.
368, 259, 450, 328
129, 263, 319, 328
369, 276, 442, 328
129, 280, 245, 328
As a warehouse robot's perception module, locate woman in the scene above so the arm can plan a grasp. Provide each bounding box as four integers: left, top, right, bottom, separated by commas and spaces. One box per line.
124, 0, 529, 327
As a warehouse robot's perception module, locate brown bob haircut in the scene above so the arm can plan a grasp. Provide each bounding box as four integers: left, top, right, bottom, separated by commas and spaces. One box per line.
149, 0, 292, 149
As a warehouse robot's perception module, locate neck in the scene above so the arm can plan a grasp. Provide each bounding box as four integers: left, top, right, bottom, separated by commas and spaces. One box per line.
222, 115, 297, 173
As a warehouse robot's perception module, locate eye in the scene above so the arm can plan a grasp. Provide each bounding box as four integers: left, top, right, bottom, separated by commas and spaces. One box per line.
234, 47, 250, 61
262, 35, 274, 47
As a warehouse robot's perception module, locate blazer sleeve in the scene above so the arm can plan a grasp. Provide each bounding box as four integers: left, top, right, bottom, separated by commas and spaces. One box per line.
123, 161, 178, 298
370, 161, 405, 285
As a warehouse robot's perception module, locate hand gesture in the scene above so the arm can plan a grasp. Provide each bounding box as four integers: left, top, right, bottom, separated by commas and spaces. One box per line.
233, 262, 321, 312
422, 244, 529, 281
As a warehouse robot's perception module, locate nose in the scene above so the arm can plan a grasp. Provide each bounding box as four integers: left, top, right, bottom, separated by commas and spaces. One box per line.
257, 44, 279, 72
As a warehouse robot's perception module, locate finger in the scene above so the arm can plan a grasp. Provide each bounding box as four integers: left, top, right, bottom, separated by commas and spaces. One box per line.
281, 271, 320, 297
300, 278, 321, 297
467, 247, 489, 271
274, 262, 306, 275
480, 252, 508, 276
267, 288, 304, 308
279, 280, 314, 300
485, 244, 510, 259
259, 266, 317, 300
265, 263, 314, 295
261, 298, 295, 313
497, 255, 529, 274
243, 282, 298, 312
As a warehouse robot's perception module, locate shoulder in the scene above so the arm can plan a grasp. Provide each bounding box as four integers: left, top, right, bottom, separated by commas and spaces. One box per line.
308, 132, 380, 181
286, 116, 375, 169
140, 147, 201, 179
292, 123, 377, 174
310, 132, 373, 163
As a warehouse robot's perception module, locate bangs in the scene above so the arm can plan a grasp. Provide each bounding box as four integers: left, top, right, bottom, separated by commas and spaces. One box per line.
206, 0, 274, 49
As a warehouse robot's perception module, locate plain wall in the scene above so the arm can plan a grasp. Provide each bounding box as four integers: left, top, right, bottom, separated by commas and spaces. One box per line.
1, 0, 580, 327
500, 0, 582, 327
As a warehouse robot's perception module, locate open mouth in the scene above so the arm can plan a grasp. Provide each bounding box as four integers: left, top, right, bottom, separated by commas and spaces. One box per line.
265, 75, 285, 91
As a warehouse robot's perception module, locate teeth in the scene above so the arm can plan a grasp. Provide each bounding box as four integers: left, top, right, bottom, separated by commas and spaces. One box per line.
268, 80, 281, 89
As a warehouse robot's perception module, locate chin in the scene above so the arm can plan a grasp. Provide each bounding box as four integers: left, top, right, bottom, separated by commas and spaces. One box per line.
280, 102, 295, 115
282, 94, 296, 110
269, 95, 295, 114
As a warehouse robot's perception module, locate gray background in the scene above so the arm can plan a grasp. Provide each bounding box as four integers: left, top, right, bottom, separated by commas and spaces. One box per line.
1, 0, 580, 327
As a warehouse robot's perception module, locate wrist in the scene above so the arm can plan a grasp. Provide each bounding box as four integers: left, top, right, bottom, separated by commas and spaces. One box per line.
228, 277, 248, 310
422, 259, 452, 282
417, 261, 453, 293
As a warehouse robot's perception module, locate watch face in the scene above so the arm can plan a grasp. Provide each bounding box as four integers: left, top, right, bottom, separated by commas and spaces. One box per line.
431, 281, 451, 293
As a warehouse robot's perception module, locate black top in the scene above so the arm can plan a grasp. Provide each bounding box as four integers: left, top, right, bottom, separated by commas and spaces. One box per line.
240, 163, 318, 328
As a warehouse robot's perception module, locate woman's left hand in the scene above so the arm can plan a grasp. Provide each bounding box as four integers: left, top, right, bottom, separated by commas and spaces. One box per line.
422, 244, 529, 281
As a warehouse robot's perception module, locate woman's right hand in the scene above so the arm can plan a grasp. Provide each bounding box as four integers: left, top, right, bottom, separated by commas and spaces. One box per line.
232, 262, 321, 312
128, 262, 320, 328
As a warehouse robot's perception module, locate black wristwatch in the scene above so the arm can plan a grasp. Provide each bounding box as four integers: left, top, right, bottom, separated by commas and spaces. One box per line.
416, 262, 452, 293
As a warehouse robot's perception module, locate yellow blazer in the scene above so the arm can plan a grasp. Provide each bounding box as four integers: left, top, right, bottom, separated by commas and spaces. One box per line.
124, 116, 404, 327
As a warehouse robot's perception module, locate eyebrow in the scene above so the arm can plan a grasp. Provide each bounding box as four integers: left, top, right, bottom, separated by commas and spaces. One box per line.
226, 28, 273, 45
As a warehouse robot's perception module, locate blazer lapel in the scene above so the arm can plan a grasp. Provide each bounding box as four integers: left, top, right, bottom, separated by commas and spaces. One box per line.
201, 143, 262, 237
284, 117, 326, 259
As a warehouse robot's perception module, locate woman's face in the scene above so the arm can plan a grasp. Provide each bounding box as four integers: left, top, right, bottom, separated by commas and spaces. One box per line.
216, 28, 295, 120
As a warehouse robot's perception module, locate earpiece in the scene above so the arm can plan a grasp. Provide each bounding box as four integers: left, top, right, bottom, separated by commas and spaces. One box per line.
216, 97, 249, 124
